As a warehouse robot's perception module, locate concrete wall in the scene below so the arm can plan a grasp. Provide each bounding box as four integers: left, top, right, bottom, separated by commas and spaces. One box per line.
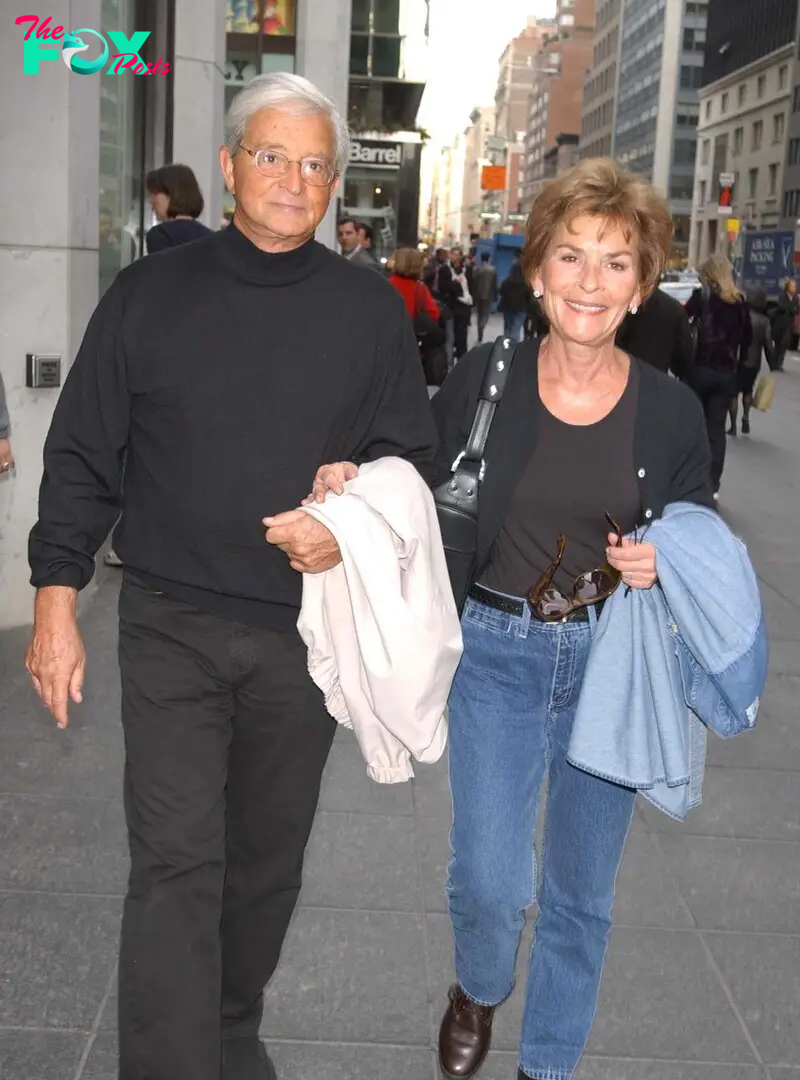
295, 0, 353, 250
0, 0, 102, 630
172, 0, 227, 229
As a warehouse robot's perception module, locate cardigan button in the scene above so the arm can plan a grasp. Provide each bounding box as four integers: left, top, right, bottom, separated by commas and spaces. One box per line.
644, 509, 653, 520
637, 467, 646, 478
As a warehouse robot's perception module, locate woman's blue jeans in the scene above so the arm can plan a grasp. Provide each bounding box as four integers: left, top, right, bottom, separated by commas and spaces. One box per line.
446, 593, 636, 1080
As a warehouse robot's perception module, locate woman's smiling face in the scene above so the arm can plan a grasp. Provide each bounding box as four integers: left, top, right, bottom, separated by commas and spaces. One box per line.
532, 214, 643, 349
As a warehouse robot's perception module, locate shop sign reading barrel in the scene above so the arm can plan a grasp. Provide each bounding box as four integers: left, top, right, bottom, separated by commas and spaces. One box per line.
349, 139, 403, 169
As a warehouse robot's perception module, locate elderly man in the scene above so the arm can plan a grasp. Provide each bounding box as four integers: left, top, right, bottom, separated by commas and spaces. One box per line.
26, 73, 436, 1080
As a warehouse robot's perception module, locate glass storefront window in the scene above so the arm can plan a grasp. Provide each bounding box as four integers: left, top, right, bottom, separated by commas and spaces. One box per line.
372, 35, 402, 77
350, 35, 369, 75
226, 0, 296, 35
263, 0, 295, 36
373, 0, 400, 34
226, 0, 259, 32
344, 170, 399, 260
99, 0, 142, 297
351, 0, 370, 32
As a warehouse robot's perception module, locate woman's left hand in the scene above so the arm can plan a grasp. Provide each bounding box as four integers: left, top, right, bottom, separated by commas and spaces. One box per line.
606, 534, 657, 590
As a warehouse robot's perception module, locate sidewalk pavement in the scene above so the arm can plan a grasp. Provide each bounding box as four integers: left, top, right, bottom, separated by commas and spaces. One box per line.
1, 349, 799, 1080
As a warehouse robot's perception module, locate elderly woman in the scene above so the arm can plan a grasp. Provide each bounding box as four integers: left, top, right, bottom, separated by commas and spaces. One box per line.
430, 158, 713, 1080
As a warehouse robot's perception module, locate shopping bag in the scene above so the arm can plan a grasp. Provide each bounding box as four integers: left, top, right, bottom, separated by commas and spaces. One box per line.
753, 374, 776, 412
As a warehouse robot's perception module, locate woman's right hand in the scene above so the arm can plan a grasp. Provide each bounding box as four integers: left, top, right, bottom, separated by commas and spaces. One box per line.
302, 461, 359, 505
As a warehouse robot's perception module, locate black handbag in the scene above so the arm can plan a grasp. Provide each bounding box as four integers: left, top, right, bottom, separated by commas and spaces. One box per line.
433, 335, 516, 613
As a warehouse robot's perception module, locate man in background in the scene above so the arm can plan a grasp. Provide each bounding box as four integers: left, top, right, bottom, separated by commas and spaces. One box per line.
472, 252, 498, 342
617, 286, 694, 379
425, 247, 455, 365
337, 217, 382, 272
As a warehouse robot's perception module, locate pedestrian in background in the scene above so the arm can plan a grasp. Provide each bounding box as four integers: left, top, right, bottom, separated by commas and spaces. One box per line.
729, 286, 776, 437
770, 277, 799, 371
616, 285, 694, 378
388, 248, 446, 385
499, 251, 530, 341
145, 164, 213, 254
450, 249, 474, 362
472, 252, 498, 342
337, 217, 382, 272
425, 247, 455, 365
26, 72, 436, 1080
0, 370, 14, 476
685, 256, 752, 499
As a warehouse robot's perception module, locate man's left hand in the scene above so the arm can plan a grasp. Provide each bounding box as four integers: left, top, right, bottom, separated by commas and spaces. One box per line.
606, 535, 657, 590
263, 510, 341, 573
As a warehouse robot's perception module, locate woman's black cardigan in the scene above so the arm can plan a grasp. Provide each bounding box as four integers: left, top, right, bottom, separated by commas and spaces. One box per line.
430, 337, 714, 583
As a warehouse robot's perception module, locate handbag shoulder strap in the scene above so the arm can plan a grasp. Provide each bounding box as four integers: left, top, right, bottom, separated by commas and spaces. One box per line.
456, 336, 516, 471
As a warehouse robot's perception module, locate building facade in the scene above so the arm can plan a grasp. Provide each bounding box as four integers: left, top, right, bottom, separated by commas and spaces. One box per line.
0, 0, 355, 629
579, 0, 623, 159
690, 44, 795, 265
690, 0, 798, 265
611, 0, 709, 260
776, 3, 800, 238
460, 106, 497, 243
495, 17, 555, 142
521, 0, 595, 211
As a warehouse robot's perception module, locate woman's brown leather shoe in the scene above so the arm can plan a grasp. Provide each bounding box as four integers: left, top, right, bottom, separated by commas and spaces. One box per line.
438, 983, 495, 1078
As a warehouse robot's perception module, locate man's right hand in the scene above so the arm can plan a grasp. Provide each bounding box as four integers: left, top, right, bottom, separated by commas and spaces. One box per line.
25, 586, 86, 729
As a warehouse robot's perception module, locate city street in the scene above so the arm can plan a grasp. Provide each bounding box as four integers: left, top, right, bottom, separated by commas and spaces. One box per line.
0, 346, 798, 1080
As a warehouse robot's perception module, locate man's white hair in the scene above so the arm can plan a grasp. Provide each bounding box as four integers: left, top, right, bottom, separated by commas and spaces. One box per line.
225, 72, 351, 175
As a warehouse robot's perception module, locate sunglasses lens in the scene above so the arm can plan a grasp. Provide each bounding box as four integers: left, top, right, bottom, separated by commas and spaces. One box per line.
538, 588, 571, 617
575, 569, 618, 603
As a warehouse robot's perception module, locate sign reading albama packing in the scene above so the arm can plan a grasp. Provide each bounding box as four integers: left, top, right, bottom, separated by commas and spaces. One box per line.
349, 139, 403, 169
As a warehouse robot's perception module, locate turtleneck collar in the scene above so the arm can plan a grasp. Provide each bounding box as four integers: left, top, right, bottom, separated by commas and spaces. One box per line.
215, 221, 329, 286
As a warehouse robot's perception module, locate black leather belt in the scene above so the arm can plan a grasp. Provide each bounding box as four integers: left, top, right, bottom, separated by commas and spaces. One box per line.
468, 582, 604, 623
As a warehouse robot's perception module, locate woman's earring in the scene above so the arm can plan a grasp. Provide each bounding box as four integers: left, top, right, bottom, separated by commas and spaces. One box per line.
533, 288, 542, 298
630, 304, 638, 314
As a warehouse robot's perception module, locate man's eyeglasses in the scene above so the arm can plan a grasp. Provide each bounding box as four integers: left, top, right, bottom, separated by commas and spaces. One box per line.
237, 145, 337, 187
527, 512, 624, 622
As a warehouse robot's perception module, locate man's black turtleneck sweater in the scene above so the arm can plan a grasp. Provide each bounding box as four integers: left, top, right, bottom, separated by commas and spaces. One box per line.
29, 224, 438, 629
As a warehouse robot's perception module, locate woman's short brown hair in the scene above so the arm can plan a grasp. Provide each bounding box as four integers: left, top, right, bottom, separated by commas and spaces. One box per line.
393, 247, 424, 279
146, 164, 205, 219
523, 158, 673, 299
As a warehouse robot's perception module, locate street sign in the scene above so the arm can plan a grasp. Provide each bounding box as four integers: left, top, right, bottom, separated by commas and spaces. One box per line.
719, 172, 736, 187
717, 206, 733, 217
481, 165, 506, 191
741, 230, 795, 296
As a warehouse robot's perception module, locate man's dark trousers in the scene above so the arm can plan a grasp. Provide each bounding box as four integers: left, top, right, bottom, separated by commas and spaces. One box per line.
117, 574, 336, 1080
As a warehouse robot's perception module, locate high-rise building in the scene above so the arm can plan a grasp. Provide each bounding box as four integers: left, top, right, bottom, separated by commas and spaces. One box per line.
495, 16, 556, 142
521, 0, 595, 211
778, 3, 800, 235
579, 0, 623, 159
690, 0, 797, 267
611, 0, 709, 259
